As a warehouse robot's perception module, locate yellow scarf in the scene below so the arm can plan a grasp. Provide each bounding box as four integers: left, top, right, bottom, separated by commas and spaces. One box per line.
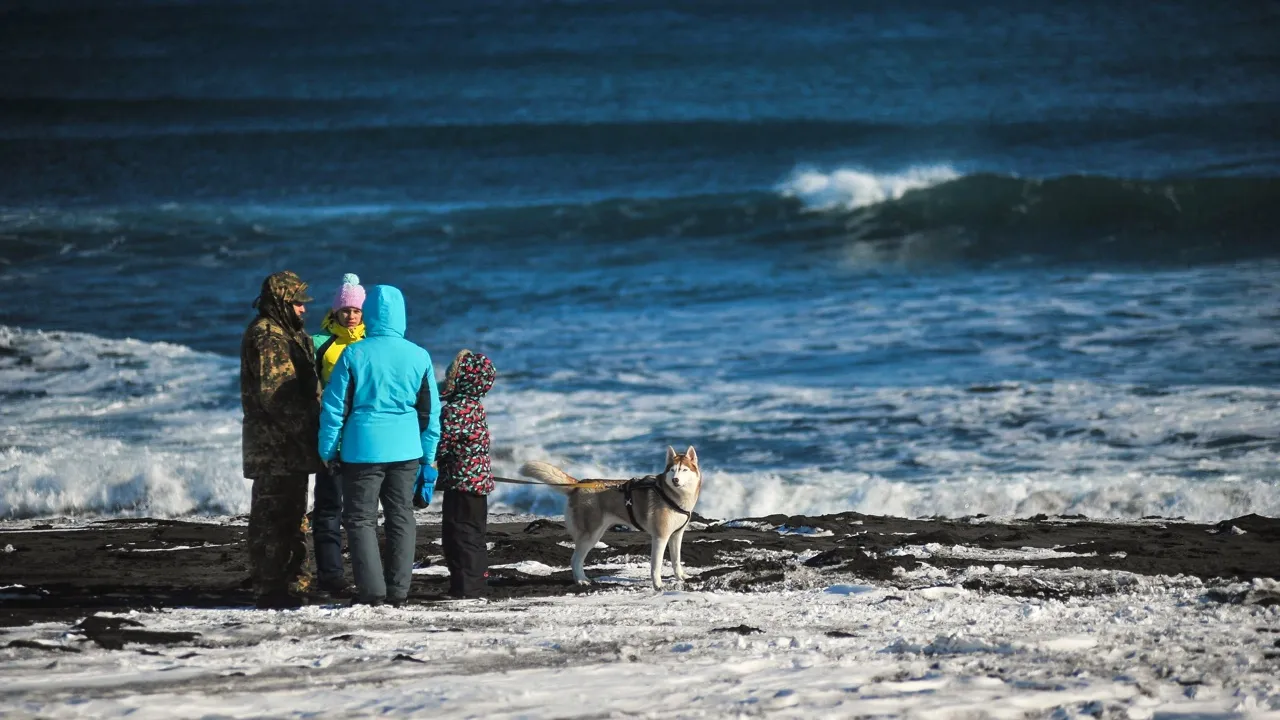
317, 314, 366, 385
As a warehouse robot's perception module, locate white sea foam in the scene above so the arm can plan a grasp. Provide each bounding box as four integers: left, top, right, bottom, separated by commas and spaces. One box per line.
2, 324, 1278, 522
0, 325, 247, 519
486, 379, 1280, 522
779, 164, 961, 211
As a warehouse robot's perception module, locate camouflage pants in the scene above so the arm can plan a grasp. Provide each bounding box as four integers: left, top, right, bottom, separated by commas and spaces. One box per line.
248, 474, 313, 596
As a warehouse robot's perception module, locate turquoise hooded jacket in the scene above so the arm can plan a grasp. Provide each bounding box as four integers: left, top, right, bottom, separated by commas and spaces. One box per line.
318, 285, 441, 465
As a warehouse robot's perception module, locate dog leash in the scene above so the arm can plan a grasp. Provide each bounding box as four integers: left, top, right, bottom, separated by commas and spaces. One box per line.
492, 475, 629, 491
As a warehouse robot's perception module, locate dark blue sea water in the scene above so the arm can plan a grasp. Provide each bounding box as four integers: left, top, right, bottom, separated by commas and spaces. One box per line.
1, 0, 1278, 521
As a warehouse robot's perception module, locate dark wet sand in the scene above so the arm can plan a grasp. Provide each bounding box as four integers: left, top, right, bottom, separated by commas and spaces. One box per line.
2, 511, 1277, 628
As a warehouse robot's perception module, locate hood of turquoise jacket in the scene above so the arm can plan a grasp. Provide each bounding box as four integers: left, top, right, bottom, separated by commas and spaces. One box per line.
364, 285, 407, 339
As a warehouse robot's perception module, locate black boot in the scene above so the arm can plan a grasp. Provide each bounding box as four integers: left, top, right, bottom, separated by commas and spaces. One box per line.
317, 578, 354, 598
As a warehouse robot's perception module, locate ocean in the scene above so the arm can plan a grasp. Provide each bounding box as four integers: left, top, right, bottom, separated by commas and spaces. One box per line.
1, 0, 1278, 521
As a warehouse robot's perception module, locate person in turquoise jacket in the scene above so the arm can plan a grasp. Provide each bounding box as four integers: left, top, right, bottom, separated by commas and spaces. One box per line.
318, 285, 440, 605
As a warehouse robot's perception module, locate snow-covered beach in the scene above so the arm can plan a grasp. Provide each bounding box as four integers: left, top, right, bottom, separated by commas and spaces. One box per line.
5, 0, 1280, 716
3, 512, 1278, 718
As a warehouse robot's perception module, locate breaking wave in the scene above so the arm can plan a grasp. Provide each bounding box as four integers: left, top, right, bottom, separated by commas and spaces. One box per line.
779, 165, 962, 211
4, 170, 1278, 268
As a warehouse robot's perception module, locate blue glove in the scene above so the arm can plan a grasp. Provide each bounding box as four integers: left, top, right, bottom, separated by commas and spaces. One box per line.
413, 464, 438, 509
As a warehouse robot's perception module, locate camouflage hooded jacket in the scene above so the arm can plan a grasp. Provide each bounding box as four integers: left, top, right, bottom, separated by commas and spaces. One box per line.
240, 271, 324, 478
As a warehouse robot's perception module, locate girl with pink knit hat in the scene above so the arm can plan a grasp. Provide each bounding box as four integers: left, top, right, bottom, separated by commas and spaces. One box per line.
310, 272, 366, 594
314, 273, 367, 384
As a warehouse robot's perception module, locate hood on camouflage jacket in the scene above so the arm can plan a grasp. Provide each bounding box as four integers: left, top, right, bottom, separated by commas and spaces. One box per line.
240, 271, 324, 478
435, 350, 497, 495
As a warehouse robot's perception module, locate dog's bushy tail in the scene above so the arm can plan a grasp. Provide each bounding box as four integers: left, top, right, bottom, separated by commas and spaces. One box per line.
519, 461, 580, 493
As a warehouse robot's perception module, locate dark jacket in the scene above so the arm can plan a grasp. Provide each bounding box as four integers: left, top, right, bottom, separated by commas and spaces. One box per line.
436, 351, 496, 495
240, 271, 324, 479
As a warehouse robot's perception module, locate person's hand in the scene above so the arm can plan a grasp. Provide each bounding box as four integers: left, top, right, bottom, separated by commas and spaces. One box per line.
413, 464, 438, 509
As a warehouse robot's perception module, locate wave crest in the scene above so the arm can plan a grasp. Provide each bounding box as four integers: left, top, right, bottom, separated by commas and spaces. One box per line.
3, 170, 1279, 271
780, 165, 961, 211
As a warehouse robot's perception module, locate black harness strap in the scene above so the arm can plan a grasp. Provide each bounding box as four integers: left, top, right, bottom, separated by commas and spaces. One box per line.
621, 474, 693, 534
654, 482, 694, 532
623, 481, 646, 533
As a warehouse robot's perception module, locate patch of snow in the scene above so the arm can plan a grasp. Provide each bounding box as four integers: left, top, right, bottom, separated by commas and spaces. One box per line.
2, 574, 1279, 718
557, 541, 608, 549
121, 543, 231, 553
890, 544, 1099, 562
491, 561, 561, 577
719, 519, 775, 531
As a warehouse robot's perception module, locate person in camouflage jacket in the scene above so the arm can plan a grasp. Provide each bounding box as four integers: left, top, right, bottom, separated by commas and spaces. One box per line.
240, 270, 325, 609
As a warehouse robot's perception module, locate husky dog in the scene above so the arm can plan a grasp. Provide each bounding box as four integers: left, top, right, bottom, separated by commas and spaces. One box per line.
519, 446, 702, 590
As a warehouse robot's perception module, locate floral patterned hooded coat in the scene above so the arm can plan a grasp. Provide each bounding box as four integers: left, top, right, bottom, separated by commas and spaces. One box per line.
435, 351, 496, 495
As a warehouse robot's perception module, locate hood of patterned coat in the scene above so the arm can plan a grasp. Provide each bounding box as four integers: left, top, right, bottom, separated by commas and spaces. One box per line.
443, 350, 496, 401
364, 285, 407, 339
253, 270, 313, 345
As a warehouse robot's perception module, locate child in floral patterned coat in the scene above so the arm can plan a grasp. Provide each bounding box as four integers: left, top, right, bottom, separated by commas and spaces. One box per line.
436, 350, 497, 599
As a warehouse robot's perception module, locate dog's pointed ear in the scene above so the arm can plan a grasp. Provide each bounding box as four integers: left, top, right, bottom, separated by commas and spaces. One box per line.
666, 446, 677, 465
685, 446, 698, 466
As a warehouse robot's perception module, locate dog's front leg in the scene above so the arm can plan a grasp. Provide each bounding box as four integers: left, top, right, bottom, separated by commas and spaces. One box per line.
670, 527, 688, 582
650, 533, 670, 590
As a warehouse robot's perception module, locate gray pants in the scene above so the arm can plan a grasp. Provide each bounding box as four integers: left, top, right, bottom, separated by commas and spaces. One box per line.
341, 459, 419, 603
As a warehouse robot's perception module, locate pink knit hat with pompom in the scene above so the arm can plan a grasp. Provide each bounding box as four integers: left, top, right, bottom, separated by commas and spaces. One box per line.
332, 273, 366, 310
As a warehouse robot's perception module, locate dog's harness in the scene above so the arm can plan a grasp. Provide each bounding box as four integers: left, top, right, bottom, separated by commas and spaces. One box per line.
621, 474, 693, 534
